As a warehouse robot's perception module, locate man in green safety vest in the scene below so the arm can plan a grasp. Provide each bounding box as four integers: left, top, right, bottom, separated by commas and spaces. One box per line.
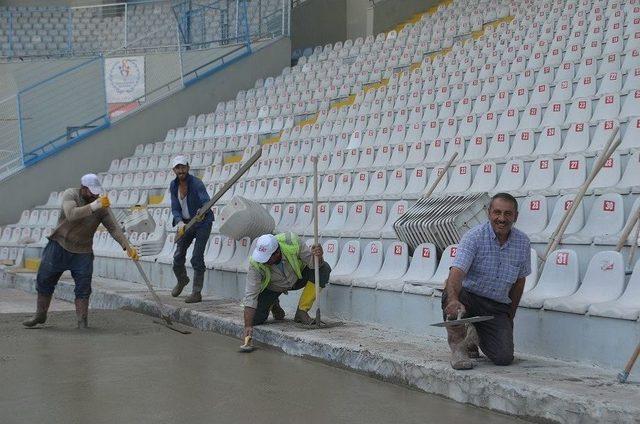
243, 232, 331, 338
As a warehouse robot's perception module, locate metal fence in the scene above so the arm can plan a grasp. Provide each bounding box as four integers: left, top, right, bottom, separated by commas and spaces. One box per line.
0, 0, 289, 179
0, 95, 22, 178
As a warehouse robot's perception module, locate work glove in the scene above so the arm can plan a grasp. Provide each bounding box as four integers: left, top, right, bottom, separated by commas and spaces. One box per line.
90, 195, 110, 211
176, 221, 186, 238
126, 246, 139, 261
194, 207, 206, 222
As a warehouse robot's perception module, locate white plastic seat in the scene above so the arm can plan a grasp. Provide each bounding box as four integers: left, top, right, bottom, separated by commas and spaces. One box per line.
381, 200, 407, 239
373, 242, 410, 291
210, 237, 236, 268
588, 259, 640, 320
543, 251, 626, 314
541, 154, 586, 195
347, 171, 370, 200
492, 160, 524, 192
322, 202, 348, 235
591, 151, 623, 194
529, 194, 584, 243
559, 123, 589, 155
364, 170, 387, 200
340, 202, 367, 237
427, 244, 458, 290
485, 132, 509, 160
620, 90, 640, 120
332, 173, 352, 201
218, 237, 251, 272
330, 240, 361, 285
276, 204, 297, 233
359, 201, 387, 238
469, 162, 497, 192
349, 241, 384, 287
592, 93, 620, 122
563, 193, 625, 244
402, 242, 437, 289
619, 151, 640, 192
520, 249, 580, 308
523, 248, 539, 292
515, 195, 548, 235
541, 102, 566, 127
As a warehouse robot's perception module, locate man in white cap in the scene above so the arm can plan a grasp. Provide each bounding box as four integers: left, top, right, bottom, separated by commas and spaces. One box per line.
23, 173, 139, 329
243, 232, 330, 338
169, 155, 213, 303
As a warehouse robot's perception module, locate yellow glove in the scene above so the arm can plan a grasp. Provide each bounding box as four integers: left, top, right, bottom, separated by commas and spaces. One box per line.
176, 221, 186, 238
90, 195, 111, 211
126, 246, 139, 261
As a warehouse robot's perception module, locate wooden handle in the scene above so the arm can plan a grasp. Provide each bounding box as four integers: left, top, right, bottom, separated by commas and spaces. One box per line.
424, 151, 458, 198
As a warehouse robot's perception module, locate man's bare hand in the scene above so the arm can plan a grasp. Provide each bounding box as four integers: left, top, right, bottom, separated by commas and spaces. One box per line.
444, 300, 466, 319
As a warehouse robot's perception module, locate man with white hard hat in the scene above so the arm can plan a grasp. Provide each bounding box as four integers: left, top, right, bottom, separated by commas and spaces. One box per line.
23, 173, 139, 329
243, 232, 331, 338
169, 155, 213, 303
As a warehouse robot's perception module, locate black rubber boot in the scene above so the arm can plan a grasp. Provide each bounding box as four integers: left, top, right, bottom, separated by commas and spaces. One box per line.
184, 272, 203, 304
171, 267, 190, 297
23, 294, 52, 328
75, 298, 89, 329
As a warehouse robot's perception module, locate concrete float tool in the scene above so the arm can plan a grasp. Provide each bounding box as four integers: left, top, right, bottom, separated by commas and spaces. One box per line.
431, 310, 494, 328
105, 207, 191, 334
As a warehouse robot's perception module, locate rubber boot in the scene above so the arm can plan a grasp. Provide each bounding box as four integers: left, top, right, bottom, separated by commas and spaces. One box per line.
464, 324, 480, 359
75, 298, 89, 329
23, 293, 52, 327
271, 299, 285, 320
447, 325, 473, 370
171, 267, 190, 298
294, 281, 318, 325
184, 272, 203, 303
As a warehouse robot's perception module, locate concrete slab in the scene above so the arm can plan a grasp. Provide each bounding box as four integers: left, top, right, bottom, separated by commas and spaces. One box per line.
2, 269, 639, 424
0, 309, 529, 424
0, 288, 75, 313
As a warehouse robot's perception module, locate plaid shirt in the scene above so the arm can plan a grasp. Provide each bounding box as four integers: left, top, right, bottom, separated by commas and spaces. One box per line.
452, 221, 531, 304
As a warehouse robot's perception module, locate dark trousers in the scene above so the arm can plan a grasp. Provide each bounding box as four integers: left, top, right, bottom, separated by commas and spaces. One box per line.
173, 220, 212, 276
442, 288, 514, 365
252, 263, 331, 326
36, 240, 94, 299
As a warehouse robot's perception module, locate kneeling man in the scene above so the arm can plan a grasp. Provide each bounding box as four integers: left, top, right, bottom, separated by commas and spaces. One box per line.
442, 193, 531, 369
243, 233, 330, 340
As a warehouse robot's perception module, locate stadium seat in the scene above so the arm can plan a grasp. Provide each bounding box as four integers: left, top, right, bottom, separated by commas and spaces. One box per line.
520, 249, 580, 308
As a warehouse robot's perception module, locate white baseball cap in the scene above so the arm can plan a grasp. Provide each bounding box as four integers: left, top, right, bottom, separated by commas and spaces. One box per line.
172, 155, 189, 168
80, 173, 103, 195
251, 234, 279, 263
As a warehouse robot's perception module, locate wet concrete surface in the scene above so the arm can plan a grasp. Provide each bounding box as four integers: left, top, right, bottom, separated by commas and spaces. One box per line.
0, 309, 531, 424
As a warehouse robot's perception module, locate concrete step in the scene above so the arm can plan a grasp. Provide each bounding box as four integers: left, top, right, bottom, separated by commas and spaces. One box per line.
2, 268, 639, 424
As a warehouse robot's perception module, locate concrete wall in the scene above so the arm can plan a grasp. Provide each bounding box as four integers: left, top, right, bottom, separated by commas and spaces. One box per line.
290, 0, 347, 51
371, 0, 438, 34
346, 0, 371, 40
0, 0, 116, 6
0, 37, 291, 224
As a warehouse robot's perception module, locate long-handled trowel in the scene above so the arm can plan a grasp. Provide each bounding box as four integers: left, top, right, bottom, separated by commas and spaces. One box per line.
431, 310, 494, 327
106, 207, 191, 335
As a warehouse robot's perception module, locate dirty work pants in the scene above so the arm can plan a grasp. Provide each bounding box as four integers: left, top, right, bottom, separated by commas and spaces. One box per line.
441, 288, 514, 365
252, 263, 331, 326
36, 240, 93, 299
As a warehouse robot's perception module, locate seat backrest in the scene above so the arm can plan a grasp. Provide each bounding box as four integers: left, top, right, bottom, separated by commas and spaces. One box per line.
516, 195, 548, 234
366, 170, 387, 196
444, 163, 472, 193
553, 154, 586, 190
620, 151, 640, 187
333, 173, 352, 197
405, 166, 427, 195
322, 239, 339, 269
532, 249, 580, 297
575, 251, 625, 301
354, 241, 384, 277
403, 243, 437, 282
559, 122, 589, 154
543, 194, 584, 235
431, 244, 459, 284
216, 237, 236, 263
323, 202, 347, 231
495, 159, 524, 191
377, 241, 409, 279
522, 157, 555, 191
469, 161, 497, 193
333, 239, 361, 276
344, 202, 366, 230
362, 201, 386, 231
524, 248, 539, 292
580, 193, 625, 236
351, 171, 370, 197
279, 203, 298, 229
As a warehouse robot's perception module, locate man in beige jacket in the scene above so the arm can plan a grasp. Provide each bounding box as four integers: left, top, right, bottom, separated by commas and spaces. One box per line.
23, 174, 138, 329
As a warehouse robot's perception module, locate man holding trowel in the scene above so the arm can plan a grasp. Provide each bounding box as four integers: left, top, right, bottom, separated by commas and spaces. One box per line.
23, 174, 139, 329
242, 232, 330, 339
441, 193, 531, 370
169, 155, 214, 304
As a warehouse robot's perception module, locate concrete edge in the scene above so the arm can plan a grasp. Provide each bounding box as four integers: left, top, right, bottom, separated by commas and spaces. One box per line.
2, 270, 637, 424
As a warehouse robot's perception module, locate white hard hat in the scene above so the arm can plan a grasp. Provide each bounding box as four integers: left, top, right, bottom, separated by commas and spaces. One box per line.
251, 234, 278, 263
80, 173, 103, 195
172, 155, 189, 168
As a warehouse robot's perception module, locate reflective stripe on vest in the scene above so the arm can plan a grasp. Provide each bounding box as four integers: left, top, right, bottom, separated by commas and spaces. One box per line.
249, 232, 304, 293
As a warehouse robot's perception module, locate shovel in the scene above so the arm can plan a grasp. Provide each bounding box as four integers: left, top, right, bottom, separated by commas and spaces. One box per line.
431, 310, 494, 327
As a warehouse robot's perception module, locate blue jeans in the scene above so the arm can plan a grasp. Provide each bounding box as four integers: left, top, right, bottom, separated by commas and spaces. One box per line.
173, 220, 212, 277
36, 240, 94, 299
